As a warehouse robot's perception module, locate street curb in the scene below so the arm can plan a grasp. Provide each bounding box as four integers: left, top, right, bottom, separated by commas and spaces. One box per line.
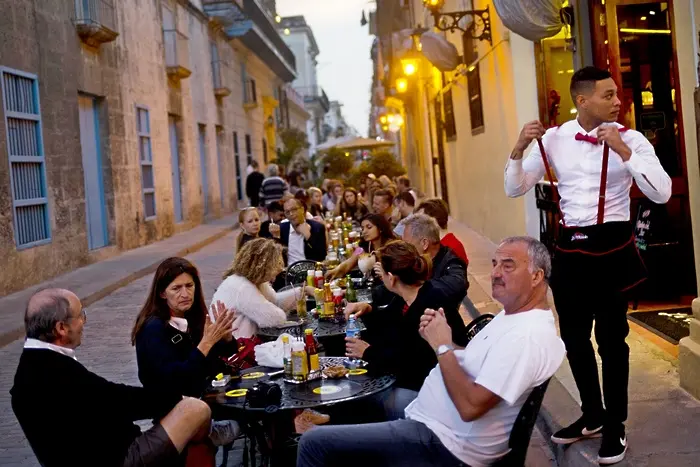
0, 222, 238, 349
536, 375, 599, 466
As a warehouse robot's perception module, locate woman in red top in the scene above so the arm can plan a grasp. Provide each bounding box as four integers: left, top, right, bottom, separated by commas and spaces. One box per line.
415, 199, 469, 267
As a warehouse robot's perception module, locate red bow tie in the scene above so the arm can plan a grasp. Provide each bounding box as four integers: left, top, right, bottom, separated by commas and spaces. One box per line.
575, 133, 599, 144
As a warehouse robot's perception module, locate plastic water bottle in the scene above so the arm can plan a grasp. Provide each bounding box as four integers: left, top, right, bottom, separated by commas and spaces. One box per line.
345, 314, 361, 367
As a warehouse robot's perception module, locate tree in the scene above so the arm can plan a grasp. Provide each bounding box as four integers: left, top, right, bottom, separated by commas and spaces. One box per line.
274, 127, 309, 169
364, 150, 406, 178
323, 148, 355, 180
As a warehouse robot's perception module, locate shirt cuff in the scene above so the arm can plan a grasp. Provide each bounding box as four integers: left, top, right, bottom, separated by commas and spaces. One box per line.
623, 151, 644, 176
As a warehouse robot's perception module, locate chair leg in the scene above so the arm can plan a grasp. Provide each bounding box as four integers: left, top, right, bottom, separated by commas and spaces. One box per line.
220, 442, 232, 467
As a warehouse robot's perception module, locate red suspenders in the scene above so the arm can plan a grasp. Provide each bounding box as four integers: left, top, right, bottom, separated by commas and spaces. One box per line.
536, 127, 627, 227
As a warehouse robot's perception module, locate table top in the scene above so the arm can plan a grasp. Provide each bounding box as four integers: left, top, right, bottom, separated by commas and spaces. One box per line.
205, 357, 395, 412
257, 314, 366, 340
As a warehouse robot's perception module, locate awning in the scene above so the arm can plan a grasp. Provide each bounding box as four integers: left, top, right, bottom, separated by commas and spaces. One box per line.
317, 137, 396, 151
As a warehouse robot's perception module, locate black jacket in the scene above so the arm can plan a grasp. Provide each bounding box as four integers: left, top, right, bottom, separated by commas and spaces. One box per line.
11, 348, 181, 467
279, 219, 327, 264
246, 171, 265, 205
135, 317, 237, 397
431, 245, 468, 309
361, 282, 466, 392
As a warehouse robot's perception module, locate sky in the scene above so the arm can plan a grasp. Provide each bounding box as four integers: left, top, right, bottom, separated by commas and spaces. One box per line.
276, 0, 374, 137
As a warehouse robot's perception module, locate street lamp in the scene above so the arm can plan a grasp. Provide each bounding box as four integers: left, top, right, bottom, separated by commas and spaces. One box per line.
395, 77, 408, 93
422, 0, 492, 44
400, 58, 418, 76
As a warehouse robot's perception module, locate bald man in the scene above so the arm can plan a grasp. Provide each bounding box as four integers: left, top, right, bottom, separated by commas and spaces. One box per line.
11, 289, 212, 467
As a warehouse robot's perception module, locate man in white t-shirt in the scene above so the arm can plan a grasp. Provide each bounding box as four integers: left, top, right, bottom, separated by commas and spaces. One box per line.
297, 236, 565, 467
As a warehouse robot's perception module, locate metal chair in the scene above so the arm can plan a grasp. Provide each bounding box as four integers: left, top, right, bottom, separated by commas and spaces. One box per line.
493, 379, 551, 467
285, 260, 317, 286
464, 313, 495, 345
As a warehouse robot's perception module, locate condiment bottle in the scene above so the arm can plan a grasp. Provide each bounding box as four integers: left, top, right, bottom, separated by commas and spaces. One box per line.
282, 335, 292, 380
304, 329, 319, 372
291, 341, 308, 382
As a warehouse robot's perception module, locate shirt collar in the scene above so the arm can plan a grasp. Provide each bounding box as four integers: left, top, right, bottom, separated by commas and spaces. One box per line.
24, 338, 77, 361
572, 118, 624, 136
169, 316, 189, 333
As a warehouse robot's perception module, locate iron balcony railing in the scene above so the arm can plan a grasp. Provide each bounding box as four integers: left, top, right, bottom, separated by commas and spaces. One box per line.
296, 86, 330, 112
74, 0, 116, 31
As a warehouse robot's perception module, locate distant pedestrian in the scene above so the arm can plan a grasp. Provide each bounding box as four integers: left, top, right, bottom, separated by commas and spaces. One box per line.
245, 160, 264, 207
259, 164, 289, 208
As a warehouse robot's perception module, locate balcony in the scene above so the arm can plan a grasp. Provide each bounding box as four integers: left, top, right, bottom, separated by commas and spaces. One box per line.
296, 86, 330, 113
73, 0, 118, 47
164, 30, 191, 79
212, 60, 231, 97
202, 0, 296, 82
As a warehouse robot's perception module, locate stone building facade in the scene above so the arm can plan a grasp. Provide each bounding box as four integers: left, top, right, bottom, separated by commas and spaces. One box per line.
0, 0, 302, 295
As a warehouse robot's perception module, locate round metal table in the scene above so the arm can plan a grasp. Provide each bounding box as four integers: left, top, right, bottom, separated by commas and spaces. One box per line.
206, 357, 395, 412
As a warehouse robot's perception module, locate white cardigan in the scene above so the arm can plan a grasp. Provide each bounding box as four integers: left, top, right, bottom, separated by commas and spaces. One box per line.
211, 274, 299, 339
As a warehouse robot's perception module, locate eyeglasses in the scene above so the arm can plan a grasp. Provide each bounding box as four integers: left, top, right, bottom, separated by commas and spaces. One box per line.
284, 207, 303, 216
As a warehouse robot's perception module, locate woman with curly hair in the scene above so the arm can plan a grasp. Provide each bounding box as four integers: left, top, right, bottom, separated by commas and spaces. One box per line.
211, 238, 314, 339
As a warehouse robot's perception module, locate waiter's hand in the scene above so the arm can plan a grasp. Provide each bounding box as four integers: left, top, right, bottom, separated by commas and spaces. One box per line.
597, 125, 632, 161
513, 121, 546, 154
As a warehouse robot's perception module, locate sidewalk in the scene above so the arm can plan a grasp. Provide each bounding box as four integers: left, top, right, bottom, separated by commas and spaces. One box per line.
449, 218, 700, 466
0, 213, 239, 349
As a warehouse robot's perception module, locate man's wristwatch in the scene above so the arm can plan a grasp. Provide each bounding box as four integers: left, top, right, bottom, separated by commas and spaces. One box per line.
436, 344, 455, 357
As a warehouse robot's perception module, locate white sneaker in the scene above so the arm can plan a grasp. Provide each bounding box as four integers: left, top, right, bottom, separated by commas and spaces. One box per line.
209, 420, 241, 446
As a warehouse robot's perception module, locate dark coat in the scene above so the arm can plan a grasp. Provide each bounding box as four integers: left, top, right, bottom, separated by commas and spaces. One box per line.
278, 219, 327, 264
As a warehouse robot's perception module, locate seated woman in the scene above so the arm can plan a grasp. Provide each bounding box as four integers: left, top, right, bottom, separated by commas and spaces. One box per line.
307, 187, 327, 221
132, 257, 239, 447
212, 238, 314, 340
326, 213, 397, 280
335, 187, 369, 222
236, 207, 261, 251
344, 240, 466, 420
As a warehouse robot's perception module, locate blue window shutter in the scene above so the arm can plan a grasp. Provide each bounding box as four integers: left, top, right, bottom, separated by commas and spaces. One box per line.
0, 67, 51, 248
136, 105, 156, 219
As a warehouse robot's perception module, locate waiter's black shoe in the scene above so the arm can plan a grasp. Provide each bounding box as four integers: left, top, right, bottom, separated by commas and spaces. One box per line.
551, 415, 603, 444
597, 424, 627, 465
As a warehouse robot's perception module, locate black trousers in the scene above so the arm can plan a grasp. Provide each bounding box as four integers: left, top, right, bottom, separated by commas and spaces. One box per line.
551, 222, 644, 426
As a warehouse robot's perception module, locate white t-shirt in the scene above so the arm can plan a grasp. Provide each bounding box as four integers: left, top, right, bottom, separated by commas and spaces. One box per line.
288, 227, 306, 264
405, 308, 565, 467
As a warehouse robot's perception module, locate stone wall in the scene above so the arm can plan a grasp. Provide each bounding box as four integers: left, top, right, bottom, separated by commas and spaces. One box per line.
0, 0, 299, 296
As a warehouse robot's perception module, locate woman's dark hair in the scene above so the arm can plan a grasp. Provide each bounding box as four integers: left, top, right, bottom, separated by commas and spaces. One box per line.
377, 240, 431, 286
131, 257, 207, 345
361, 213, 397, 247
295, 189, 310, 208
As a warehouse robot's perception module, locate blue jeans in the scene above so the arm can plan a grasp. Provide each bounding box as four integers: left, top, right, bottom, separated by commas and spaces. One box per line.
375, 387, 419, 420
297, 419, 468, 467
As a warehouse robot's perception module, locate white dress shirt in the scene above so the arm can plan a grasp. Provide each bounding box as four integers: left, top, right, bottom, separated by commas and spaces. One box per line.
288, 227, 306, 264
24, 338, 77, 360
504, 120, 672, 227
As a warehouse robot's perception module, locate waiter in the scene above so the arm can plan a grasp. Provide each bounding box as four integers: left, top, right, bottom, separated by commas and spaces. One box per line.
504, 66, 671, 465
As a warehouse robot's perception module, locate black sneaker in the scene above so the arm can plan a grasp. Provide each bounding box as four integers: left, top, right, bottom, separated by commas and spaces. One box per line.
551, 416, 603, 445
598, 425, 627, 465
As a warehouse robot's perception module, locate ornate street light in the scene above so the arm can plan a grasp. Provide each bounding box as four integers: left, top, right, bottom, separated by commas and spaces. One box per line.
422, 0, 492, 45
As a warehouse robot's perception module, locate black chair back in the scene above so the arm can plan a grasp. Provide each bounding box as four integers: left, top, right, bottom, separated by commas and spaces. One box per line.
286, 260, 317, 286
464, 313, 494, 345
493, 379, 551, 467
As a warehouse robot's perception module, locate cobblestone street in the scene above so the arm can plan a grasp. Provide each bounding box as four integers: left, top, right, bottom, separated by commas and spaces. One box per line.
0, 233, 239, 466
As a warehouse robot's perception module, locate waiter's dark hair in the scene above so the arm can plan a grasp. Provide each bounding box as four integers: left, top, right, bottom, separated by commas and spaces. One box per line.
570, 66, 612, 100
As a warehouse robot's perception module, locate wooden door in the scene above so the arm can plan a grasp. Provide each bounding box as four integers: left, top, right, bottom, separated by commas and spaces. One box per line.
590, 0, 696, 299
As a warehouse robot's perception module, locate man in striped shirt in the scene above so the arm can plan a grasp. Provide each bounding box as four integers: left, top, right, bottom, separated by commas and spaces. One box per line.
259, 164, 289, 208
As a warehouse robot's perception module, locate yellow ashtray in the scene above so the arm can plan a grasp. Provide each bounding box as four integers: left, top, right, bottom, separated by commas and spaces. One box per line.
242, 372, 266, 379
347, 369, 367, 376
225, 389, 248, 397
